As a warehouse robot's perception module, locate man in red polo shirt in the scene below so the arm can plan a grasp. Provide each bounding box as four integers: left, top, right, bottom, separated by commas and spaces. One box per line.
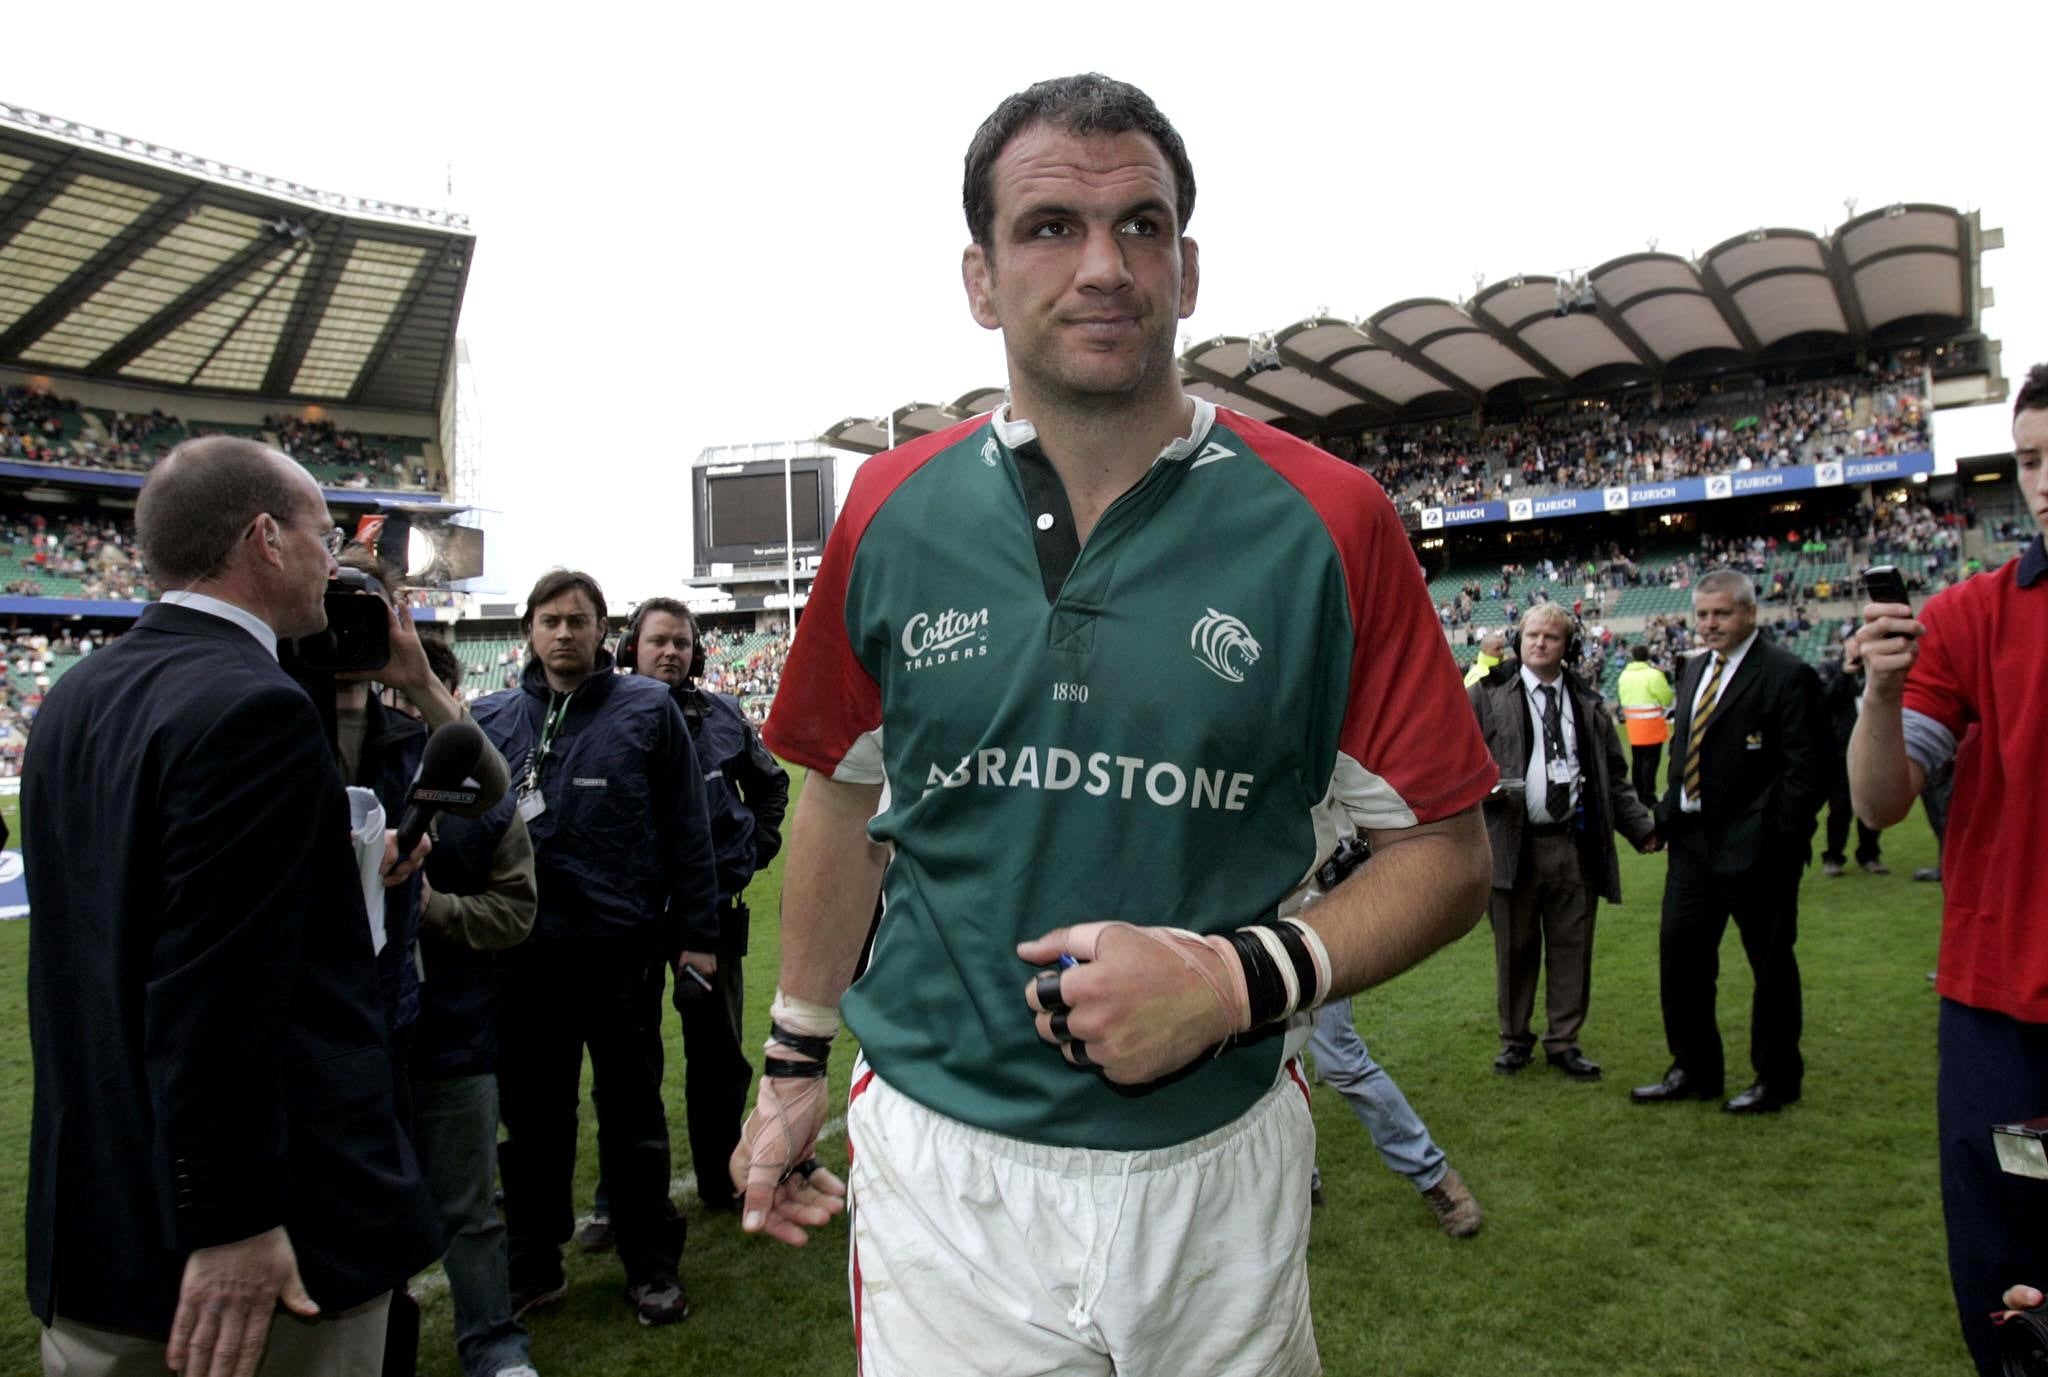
1850, 361, 2048, 1376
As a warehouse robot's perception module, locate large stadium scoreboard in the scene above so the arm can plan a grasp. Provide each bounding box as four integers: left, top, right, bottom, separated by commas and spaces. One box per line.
690, 442, 839, 585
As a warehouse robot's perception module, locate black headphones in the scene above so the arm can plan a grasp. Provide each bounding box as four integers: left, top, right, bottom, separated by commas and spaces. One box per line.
617, 601, 706, 682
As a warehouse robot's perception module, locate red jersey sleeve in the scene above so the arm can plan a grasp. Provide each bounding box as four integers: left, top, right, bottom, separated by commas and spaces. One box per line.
1245, 413, 1498, 827
1900, 577, 1980, 739
762, 422, 969, 781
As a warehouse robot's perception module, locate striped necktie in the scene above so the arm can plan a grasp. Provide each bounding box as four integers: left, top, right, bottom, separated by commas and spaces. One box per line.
1682, 653, 1728, 802
1538, 685, 1571, 821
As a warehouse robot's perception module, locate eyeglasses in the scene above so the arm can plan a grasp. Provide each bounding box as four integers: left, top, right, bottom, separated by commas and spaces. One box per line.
270, 514, 347, 556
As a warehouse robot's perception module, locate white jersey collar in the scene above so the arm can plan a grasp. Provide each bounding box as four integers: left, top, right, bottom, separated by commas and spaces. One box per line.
990, 394, 1217, 463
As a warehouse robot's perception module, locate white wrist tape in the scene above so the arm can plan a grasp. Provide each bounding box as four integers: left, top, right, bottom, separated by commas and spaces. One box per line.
770, 988, 842, 1040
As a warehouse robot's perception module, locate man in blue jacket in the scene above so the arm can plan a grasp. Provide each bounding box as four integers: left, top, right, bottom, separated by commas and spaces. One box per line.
617, 599, 788, 1217
471, 569, 719, 1328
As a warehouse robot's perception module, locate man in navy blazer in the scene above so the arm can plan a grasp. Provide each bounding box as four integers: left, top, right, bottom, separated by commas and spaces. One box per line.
24, 437, 443, 1376
1631, 568, 1828, 1115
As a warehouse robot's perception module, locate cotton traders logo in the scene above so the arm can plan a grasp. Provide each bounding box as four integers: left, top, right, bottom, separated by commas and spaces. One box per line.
981, 436, 1000, 468
901, 606, 991, 671
1191, 608, 1260, 683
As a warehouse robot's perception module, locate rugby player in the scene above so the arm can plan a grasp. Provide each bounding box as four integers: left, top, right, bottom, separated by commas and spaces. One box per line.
734, 73, 1495, 1376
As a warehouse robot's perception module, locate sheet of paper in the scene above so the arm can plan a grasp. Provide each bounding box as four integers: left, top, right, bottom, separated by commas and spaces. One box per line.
347, 787, 387, 956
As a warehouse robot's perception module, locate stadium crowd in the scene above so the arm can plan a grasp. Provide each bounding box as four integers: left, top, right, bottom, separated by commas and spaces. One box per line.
1345, 361, 1933, 517
0, 383, 440, 490
0, 508, 151, 601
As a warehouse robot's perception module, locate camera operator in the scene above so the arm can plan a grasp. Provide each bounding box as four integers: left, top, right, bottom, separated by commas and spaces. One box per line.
403, 636, 542, 1377
24, 437, 442, 1375
320, 549, 510, 1376
1850, 363, 2048, 1374
616, 599, 788, 1218
471, 570, 718, 1329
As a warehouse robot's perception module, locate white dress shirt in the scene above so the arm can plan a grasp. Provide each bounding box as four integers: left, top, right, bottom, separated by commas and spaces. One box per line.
1520, 663, 1580, 825
1677, 628, 1758, 813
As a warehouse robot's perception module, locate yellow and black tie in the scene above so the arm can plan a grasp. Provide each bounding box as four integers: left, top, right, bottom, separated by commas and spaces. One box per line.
1682, 653, 1727, 801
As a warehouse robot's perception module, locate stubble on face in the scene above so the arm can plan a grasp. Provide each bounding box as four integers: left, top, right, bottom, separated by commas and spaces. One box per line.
966, 124, 1196, 414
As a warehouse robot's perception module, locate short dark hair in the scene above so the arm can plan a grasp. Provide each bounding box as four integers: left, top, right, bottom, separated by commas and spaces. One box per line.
420, 635, 461, 693
521, 568, 608, 633
337, 546, 397, 600
1630, 643, 1650, 661
136, 436, 307, 587
621, 597, 699, 678
963, 73, 1195, 249
2016, 362, 2048, 418
635, 596, 694, 633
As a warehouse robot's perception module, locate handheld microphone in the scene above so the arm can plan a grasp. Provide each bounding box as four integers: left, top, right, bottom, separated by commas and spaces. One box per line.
395, 718, 495, 859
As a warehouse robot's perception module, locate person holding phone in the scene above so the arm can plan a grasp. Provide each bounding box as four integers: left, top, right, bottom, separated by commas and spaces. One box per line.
1850, 362, 2048, 1376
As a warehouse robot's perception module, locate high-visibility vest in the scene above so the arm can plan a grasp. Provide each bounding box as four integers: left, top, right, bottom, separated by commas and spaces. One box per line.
1616, 663, 1673, 745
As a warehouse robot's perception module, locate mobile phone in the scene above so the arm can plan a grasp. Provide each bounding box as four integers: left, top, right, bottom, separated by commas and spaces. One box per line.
1859, 564, 1912, 611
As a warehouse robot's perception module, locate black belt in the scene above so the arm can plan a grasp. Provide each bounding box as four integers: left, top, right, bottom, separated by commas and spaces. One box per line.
1525, 821, 1575, 837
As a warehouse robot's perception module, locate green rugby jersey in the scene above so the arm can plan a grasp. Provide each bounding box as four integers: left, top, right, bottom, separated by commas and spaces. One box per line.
765, 399, 1494, 1150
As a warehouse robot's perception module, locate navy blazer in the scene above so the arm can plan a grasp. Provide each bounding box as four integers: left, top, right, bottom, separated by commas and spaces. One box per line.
23, 602, 442, 1334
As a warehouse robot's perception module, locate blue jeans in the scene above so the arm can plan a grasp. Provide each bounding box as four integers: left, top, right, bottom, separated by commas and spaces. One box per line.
1306, 999, 1447, 1192
414, 1073, 531, 1377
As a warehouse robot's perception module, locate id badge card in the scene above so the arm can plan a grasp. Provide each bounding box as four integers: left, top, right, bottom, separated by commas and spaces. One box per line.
1547, 758, 1576, 785
517, 785, 547, 822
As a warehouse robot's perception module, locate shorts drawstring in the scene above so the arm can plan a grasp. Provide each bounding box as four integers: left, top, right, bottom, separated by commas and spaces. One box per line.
1067, 1151, 1136, 1332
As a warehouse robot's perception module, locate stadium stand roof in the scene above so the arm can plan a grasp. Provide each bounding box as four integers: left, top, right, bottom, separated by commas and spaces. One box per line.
821, 204, 1996, 453
0, 103, 472, 416
822, 387, 1008, 455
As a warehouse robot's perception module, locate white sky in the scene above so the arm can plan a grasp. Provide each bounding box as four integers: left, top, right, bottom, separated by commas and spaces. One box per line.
8, 0, 2043, 601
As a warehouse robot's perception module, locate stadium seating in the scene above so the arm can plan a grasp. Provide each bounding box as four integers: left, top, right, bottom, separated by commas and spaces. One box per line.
1354, 361, 1934, 518
2, 385, 444, 493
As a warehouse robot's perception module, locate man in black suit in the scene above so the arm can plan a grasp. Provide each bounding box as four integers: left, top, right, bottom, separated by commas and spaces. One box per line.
1632, 568, 1827, 1114
24, 436, 443, 1375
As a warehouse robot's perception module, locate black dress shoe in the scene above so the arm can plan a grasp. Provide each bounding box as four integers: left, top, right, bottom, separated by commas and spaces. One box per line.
1546, 1049, 1602, 1081
1493, 1046, 1533, 1075
1629, 1068, 1723, 1103
1722, 1082, 1800, 1114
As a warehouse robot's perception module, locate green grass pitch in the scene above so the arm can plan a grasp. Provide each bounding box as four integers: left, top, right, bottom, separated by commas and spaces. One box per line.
0, 762, 1962, 1375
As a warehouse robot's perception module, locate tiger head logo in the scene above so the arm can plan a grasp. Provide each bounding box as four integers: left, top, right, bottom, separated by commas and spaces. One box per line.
1191, 608, 1261, 683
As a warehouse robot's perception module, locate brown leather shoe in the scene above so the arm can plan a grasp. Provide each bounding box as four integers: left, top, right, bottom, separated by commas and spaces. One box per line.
1421, 1167, 1483, 1239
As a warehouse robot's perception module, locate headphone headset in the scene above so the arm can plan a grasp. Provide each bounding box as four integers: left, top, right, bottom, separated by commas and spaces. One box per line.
617, 601, 706, 682
1518, 607, 1584, 666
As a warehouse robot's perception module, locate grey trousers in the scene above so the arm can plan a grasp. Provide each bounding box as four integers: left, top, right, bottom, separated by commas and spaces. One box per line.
1489, 829, 1597, 1054
43, 1294, 390, 1377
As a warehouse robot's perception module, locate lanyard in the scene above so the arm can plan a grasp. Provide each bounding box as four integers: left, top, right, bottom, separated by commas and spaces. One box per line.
525, 688, 574, 791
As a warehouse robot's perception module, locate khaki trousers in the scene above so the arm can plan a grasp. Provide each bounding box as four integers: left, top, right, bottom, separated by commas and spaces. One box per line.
1489, 829, 1596, 1054
43, 1294, 390, 1377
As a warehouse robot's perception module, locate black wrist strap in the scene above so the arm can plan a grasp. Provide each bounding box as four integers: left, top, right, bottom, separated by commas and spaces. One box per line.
770, 1020, 835, 1062
1270, 923, 1321, 1010
1224, 929, 1290, 1028
763, 1055, 829, 1079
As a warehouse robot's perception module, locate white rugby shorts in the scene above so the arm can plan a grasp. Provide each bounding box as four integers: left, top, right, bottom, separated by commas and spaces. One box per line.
844, 1055, 1320, 1377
